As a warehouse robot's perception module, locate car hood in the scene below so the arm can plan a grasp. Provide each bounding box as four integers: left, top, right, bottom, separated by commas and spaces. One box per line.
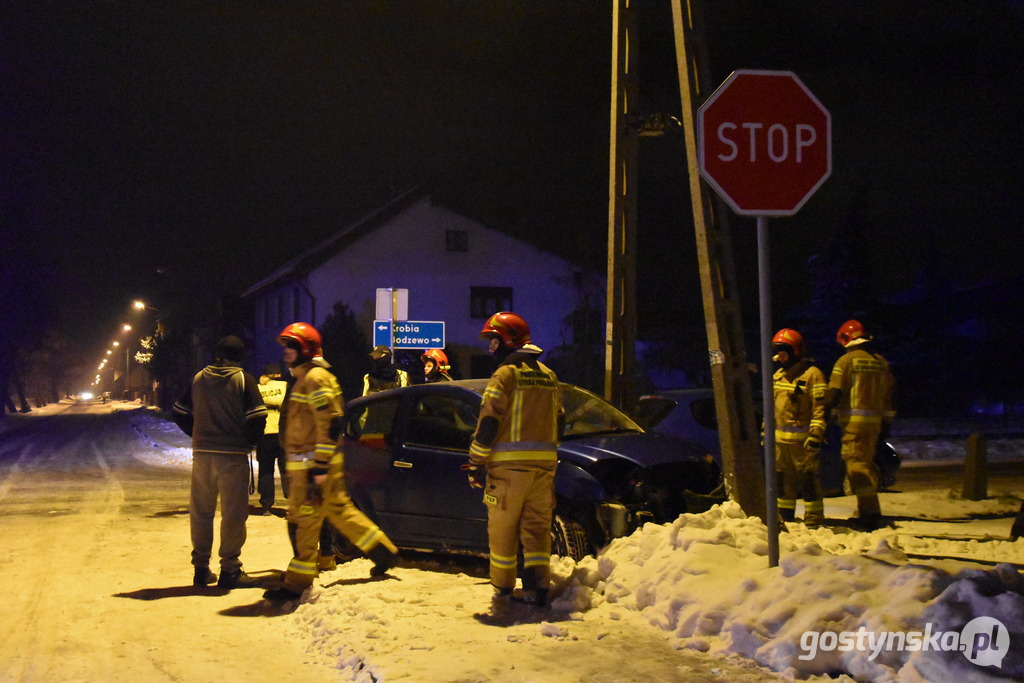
558, 431, 710, 469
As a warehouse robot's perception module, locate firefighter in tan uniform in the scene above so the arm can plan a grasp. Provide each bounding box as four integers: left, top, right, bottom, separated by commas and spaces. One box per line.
828, 320, 896, 531
468, 312, 562, 611
263, 322, 399, 603
771, 329, 829, 528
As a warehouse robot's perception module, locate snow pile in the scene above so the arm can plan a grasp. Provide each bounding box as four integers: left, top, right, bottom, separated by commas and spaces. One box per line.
552, 502, 1024, 680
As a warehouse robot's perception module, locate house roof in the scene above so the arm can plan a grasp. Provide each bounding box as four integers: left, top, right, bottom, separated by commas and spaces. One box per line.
241, 188, 426, 300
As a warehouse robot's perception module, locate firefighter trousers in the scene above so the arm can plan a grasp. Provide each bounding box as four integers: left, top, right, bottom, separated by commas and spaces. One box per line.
840, 426, 883, 517
282, 454, 397, 593
483, 462, 556, 592
775, 440, 824, 525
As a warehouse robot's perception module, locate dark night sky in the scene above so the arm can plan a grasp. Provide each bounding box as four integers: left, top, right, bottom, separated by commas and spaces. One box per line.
3, 1, 1023, 370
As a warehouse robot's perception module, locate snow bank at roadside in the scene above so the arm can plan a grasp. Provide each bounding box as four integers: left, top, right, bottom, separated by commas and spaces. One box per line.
551, 502, 1024, 681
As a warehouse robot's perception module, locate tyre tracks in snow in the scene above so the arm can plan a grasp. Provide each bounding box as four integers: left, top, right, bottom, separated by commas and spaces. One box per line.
0, 414, 129, 680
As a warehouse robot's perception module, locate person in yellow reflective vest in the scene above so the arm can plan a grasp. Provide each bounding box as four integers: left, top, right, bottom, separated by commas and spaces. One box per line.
828, 320, 896, 531
468, 312, 563, 612
263, 322, 398, 603
770, 328, 828, 528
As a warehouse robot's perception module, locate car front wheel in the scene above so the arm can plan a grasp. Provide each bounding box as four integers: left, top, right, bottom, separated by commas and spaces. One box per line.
551, 512, 592, 561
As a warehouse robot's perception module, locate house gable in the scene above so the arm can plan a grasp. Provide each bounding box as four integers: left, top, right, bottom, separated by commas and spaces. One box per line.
245, 194, 596, 379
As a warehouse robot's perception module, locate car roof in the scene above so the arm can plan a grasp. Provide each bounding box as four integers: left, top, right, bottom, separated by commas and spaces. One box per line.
345, 379, 489, 406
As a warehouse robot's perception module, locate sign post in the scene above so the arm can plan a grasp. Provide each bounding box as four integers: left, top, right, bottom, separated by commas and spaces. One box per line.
698, 70, 831, 567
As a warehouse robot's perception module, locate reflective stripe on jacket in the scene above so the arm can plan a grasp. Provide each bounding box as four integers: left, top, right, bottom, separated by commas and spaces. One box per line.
281, 360, 342, 466
772, 360, 828, 443
470, 358, 562, 466
828, 347, 895, 432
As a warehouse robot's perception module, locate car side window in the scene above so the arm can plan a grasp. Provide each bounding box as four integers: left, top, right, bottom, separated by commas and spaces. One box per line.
346, 398, 400, 448
405, 395, 477, 452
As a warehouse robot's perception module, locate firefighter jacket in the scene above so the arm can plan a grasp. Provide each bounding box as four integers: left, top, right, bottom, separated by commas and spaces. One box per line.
281, 358, 343, 471
828, 343, 895, 433
469, 347, 562, 466
258, 375, 288, 435
772, 359, 828, 444
173, 364, 267, 456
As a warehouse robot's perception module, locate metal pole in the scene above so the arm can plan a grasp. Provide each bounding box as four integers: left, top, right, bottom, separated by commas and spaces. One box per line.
758, 216, 779, 567
389, 288, 397, 356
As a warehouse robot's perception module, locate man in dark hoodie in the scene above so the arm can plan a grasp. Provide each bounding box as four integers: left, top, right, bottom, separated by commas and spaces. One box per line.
173, 335, 267, 589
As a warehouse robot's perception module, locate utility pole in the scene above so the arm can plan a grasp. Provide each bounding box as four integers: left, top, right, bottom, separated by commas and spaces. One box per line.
605, 0, 639, 410
670, 0, 766, 518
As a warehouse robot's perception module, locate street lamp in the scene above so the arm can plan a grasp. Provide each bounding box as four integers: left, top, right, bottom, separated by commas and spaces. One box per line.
120, 324, 132, 395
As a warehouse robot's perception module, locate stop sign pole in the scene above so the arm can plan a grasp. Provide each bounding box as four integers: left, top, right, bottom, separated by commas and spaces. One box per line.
697, 70, 831, 567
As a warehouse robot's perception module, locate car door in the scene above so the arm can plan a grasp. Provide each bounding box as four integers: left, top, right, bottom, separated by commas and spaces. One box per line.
387, 391, 487, 551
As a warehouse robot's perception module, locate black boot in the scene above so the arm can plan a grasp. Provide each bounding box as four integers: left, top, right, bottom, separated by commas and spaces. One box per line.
217, 569, 260, 589
366, 544, 398, 577
193, 566, 217, 587
1011, 501, 1024, 541
263, 586, 304, 603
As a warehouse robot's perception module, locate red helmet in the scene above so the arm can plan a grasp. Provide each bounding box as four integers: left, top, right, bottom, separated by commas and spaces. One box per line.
836, 320, 865, 347
277, 322, 322, 358
771, 328, 805, 357
421, 349, 450, 372
480, 311, 531, 349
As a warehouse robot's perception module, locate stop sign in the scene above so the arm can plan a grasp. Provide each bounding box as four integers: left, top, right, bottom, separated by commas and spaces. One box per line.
698, 70, 831, 216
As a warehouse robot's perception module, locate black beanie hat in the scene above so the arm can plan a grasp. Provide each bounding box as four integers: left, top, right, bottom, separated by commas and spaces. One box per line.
216, 335, 245, 362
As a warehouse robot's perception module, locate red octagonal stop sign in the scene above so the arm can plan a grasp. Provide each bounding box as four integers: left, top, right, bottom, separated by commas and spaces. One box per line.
698, 70, 831, 216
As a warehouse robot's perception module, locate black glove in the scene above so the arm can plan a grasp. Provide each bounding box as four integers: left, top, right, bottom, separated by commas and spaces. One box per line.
307, 466, 328, 504
462, 463, 485, 489
329, 415, 345, 442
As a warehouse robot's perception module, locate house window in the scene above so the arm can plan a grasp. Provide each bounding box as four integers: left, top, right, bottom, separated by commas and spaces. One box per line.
276, 295, 284, 328
293, 288, 301, 320
446, 230, 469, 253
470, 286, 512, 318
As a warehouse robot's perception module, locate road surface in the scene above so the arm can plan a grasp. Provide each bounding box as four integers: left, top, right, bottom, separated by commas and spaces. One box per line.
0, 403, 782, 682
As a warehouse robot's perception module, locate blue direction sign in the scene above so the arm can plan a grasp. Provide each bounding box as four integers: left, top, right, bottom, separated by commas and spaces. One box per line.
373, 320, 445, 349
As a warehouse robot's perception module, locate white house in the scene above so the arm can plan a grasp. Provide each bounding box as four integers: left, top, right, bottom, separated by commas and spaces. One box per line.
242, 191, 600, 380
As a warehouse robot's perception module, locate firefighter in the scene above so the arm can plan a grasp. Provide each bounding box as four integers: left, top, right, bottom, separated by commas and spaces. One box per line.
771, 328, 829, 528
827, 320, 896, 531
362, 345, 410, 395
421, 348, 453, 383
468, 312, 563, 612
264, 323, 398, 603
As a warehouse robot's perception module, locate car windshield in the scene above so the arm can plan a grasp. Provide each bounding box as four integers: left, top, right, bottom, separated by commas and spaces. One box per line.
561, 384, 643, 438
